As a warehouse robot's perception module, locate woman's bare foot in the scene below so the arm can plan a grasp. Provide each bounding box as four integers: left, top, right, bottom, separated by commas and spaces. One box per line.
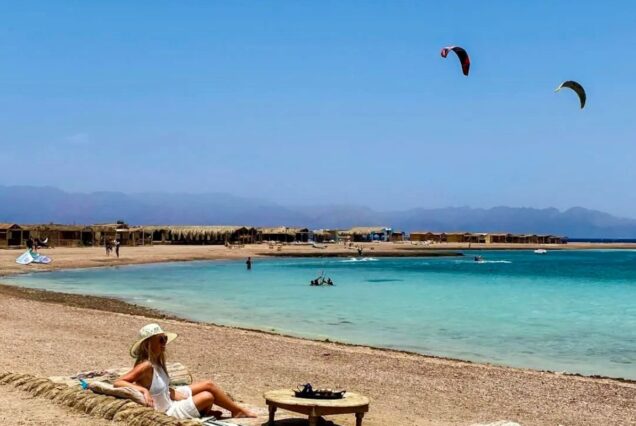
231, 408, 257, 418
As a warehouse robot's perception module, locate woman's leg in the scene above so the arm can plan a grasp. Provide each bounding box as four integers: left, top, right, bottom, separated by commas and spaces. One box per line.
188, 380, 256, 417
192, 391, 215, 414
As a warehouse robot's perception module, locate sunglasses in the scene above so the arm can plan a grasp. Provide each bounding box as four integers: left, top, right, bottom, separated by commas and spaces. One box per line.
158, 335, 168, 344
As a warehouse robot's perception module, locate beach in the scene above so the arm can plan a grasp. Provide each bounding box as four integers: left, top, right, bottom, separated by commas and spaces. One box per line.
1, 245, 636, 425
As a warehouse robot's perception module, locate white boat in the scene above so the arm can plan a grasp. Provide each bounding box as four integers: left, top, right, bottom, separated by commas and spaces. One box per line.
534, 249, 547, 254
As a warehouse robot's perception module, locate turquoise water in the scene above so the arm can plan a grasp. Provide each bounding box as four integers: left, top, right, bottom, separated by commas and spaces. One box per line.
5, 250, 636, 379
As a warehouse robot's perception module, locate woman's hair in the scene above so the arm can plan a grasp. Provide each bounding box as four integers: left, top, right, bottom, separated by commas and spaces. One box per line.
134, 337, 167, 373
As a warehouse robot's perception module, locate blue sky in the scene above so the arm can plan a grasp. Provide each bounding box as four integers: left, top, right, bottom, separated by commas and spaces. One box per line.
1, 1, 635, 216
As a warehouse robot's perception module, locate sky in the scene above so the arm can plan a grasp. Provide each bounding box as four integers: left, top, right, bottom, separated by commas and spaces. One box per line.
1, 1, 635, 217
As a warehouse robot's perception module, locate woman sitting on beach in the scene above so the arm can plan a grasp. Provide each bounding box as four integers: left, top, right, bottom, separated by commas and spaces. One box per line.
114, 323, 256, 420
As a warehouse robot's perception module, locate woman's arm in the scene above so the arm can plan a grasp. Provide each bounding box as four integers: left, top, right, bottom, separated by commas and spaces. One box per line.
169, 387, 188, 401
113, 361, 154, 407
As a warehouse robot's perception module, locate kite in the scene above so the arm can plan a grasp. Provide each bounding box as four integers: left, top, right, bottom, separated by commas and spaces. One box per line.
441, 46, 470, 76
555, 81, 586, 109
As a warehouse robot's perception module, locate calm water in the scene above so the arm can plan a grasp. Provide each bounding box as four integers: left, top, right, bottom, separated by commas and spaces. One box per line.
5, 250, 636, 379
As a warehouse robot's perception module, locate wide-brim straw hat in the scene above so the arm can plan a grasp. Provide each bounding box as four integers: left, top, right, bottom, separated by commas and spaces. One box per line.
129, 323, 178, 358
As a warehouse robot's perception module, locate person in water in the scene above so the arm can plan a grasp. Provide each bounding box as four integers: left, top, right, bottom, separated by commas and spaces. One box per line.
115, 324, 256, 420
245, 257, 252, 270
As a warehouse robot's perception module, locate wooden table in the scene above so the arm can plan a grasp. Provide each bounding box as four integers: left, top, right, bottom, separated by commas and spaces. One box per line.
264, 389, 369, 426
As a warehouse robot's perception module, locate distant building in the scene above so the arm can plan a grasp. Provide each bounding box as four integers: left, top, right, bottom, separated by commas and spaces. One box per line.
390, 231, 405, 242
0, 223, 25, 248
258, 227, 310, 243
340, 227, 392, 242
410, 231, 565, 245
312, 229, 340, 243
145, 226, 258, 245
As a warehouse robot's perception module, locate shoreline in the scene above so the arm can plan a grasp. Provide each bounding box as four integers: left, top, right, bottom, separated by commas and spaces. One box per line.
0, 281, 633, 386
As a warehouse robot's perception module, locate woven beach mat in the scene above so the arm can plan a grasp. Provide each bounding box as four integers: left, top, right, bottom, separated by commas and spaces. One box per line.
49, 362, 192, 388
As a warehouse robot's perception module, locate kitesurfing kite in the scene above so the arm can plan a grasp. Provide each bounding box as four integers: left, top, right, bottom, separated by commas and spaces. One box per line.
440, 46, 470, 76
555, 81, 586, 109
16, 249, 52, 265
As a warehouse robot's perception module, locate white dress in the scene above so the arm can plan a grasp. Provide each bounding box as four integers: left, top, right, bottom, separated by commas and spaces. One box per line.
149, 363, 200, 419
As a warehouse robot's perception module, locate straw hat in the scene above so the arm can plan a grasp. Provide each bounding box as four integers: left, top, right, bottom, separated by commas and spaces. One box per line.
129, 323, 178, 358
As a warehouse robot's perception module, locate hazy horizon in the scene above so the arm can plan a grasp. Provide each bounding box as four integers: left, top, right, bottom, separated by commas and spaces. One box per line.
5, 184, 636, 221
2, 2, 636, 217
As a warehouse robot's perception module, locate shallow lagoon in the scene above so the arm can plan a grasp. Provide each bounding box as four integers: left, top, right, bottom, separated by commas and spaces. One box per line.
7, 250, 636, 379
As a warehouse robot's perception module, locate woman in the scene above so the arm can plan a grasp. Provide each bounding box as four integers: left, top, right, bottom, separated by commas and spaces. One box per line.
114, 323, 256, 420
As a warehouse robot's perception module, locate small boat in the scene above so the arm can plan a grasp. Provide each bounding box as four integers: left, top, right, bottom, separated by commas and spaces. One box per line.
534, 249, 547, 254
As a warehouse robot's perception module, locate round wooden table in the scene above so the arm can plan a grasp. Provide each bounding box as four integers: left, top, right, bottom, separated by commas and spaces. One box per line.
264, 389, 369, 426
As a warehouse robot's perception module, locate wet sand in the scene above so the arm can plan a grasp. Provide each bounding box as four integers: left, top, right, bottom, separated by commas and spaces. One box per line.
1, 244, 635, 425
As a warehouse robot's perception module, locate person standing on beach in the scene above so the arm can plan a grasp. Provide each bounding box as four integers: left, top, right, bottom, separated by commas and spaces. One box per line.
105, 239, 112, 256
246, 257, 252, 270
115, 239, 121, 258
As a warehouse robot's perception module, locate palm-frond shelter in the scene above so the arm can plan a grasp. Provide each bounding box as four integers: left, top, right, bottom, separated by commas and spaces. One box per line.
258, 227, 310, 243
312, 229, 340, 243
144, 226, 258, 245
0, 223, 26, 248
340, 227, 391, 242
22, 224, 93, 247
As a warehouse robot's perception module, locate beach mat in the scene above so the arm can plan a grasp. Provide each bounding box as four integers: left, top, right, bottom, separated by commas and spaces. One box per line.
49, 362, 191, 388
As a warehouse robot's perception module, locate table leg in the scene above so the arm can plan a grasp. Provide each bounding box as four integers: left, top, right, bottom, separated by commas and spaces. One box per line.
268, 404, 277, 425
355, 412, 364, 426
308, 415, 318, 426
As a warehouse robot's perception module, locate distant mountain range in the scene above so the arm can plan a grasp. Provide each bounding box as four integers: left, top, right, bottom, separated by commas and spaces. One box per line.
2, 186, 636, 238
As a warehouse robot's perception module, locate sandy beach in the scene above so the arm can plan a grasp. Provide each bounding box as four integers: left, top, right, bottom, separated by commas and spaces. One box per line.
1, 244, 635, 425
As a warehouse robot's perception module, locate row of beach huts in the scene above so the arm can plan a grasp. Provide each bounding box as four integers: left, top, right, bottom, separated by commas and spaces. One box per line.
0, 222, 566, 249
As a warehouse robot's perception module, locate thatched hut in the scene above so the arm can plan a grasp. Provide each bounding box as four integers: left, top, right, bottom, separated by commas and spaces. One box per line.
144, 226, 258, 245
484, 233, 507, 244
91, 224, 120, 247
390, 231, 405, 242
410, 232, 445, 242
312, 229, 340, 243
259, 227, 310, 243
340, 227, 390, 242
23, 224, 92, 247
0, 223, 26, 248
114, 227, 150, 246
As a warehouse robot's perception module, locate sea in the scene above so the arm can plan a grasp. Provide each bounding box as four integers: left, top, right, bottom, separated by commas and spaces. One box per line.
5, 250, 635, 379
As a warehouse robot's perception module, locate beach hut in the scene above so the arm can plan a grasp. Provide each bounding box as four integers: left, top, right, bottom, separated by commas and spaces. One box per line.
341, 227, 391, 242
445, 233, 467, 243
390, 231, 405, 242
22, 224, 91, 247
91, 224, 120, 247
259, 227, 310, 243
547, 235, 566, 244
409, 232, 445, 243
312, 229, 340, 243
484, 233, 508, 244
463, 233, 487, 244
144, 226, 258, 245
0, 223, 25, 248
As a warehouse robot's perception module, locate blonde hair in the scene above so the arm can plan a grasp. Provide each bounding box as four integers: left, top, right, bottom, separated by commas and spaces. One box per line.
134, 337, 167, 374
